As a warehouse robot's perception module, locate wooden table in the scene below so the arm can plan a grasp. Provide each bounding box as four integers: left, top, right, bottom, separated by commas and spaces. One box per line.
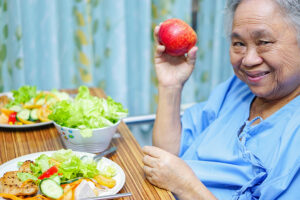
0, 88, 175, 200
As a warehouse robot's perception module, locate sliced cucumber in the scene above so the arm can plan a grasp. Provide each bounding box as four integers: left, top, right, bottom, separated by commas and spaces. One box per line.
39, 179, 63, 199
30, 109, 38, 121
17, 109, 30, 121
49, 175, 61, 185
9, 105, 22, 112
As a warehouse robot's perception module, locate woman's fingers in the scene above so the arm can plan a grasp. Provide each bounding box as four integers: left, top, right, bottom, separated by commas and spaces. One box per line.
187, 46, 198, 66
155, 45, 166, 58
143, 146, 164, 158
143, 165, 153, 176
154, 24, 161, 44
154, 24, 166, 58
143, 154, 158, 168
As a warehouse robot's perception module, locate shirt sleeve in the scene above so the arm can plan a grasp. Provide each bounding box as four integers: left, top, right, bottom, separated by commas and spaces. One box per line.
179, 102, 208, 157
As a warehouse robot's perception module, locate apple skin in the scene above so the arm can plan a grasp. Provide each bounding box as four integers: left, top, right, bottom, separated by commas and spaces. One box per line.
158, 18, 197, 56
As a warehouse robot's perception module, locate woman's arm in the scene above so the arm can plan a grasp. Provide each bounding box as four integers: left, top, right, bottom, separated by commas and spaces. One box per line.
152, 85, 182, 154
152, 25, 198, 155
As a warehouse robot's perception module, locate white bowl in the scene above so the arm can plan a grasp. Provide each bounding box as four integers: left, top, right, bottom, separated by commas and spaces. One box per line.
54, 121, 120, 153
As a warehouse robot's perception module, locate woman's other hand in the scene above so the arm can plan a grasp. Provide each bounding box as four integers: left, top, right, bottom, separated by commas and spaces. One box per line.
143, 146, 217, 200
154, 25, 198, 89
142, 146, 195, 194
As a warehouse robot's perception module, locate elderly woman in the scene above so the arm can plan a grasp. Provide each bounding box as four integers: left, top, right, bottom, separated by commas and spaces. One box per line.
142, 0, 300, 199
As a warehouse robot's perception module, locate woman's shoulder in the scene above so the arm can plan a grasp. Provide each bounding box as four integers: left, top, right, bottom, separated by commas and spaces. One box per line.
200, 75, 253, 114
183, 76, 253, 125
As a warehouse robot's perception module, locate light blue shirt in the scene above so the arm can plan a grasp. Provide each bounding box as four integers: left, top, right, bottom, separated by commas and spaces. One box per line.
179, 75, 300, 200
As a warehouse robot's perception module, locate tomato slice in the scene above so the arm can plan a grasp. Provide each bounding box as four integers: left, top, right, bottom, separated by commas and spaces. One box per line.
38, 166, 58, 180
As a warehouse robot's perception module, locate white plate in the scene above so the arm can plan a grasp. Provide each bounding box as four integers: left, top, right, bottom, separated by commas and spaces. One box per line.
0, 92, 53, 129
0, 121, 53, 129
0, 151, 126, 197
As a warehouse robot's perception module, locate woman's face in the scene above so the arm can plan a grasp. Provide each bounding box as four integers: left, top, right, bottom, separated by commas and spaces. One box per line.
230, 0, 300, 100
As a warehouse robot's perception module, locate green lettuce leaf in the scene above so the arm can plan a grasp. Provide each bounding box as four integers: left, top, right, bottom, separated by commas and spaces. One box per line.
51, 149, 99, 181
6, 85, 37, 107
17, 172, 38, 182
30, 154, 52, 177
97, 159, 117, 177
48, 86, 128, 137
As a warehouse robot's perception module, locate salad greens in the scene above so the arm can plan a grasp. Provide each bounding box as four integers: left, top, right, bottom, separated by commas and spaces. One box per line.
17, 149, 116, 183
48, 86, 128, 137
6, 85, 37, 108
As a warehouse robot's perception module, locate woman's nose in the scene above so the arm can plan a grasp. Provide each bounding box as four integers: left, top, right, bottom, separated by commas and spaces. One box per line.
242, 48, 263, 67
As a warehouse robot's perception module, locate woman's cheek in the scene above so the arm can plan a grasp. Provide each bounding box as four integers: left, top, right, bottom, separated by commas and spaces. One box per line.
230, 53, 242, 70
230, 49, 240, 65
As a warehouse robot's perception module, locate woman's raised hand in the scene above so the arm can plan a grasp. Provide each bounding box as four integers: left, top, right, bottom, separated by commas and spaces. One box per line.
154, 25, 198, 89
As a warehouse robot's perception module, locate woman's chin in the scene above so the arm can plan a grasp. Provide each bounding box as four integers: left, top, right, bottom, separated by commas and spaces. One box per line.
249, 87, 274, 99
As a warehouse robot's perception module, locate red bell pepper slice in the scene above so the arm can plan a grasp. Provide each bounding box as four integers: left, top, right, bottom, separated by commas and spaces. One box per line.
8, 112, 17, 124
38, 165, 58, 180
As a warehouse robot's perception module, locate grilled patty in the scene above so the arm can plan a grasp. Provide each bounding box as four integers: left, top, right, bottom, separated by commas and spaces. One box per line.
0, 160, 38, 196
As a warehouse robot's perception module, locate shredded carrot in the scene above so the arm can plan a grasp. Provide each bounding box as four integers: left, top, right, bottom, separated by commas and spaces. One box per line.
44, 93, 59, 103
23, 105, 42, 109
24, 195, 50, 200
20, 179, 34, 187
0, 108, 15, 117
57, 179, 83, 200
37, 107, 51, 122
49, 158, 61, 167
0, 193, 23, 200
71, 189, 75, 200
33, 93, 45, 105
18, 117, 35, 125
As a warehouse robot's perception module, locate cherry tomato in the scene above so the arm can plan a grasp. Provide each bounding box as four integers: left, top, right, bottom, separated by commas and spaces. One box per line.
8, 112, 17, 124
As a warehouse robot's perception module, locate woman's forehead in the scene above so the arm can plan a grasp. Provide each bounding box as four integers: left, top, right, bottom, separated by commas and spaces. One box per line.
234, 0, 280, 21
232, 0, 288, 34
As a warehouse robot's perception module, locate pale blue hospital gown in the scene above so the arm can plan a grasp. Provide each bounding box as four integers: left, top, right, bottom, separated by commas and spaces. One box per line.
179, 75, 300, 199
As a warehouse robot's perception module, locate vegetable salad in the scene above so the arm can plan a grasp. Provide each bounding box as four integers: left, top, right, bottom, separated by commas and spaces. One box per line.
0, 86, 70, 125
0, 149, 118, 200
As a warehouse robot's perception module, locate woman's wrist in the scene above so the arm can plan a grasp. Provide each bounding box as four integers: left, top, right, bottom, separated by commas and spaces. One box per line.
158, 84, 183, 91
157, 85, 183, 100
174, 175, 217, 200
157, 85, 182, 111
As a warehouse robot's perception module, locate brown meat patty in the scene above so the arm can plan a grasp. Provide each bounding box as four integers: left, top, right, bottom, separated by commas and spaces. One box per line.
0, 160, 38, 196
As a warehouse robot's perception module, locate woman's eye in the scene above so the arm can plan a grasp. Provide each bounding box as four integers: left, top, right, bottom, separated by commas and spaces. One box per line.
233, 42, 244, 47
259, 40, 271, 45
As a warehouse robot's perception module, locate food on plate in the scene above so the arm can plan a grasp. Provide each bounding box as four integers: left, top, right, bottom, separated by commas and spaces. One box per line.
0, 161, 38, 196
158, 18, 197, 56
0, 149, 119, 200
0, 86, 70, 126
49, 86, 128, 137
0, 96, 10, 110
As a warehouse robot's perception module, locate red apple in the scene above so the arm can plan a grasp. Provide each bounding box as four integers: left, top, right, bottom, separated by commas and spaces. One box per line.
158, 18, 197, 56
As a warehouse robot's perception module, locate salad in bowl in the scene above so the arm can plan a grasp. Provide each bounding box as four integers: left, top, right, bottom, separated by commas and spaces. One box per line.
49, 86, 128, 153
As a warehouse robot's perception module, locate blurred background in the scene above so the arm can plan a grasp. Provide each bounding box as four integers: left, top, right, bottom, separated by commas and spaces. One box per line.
0, 0, 233, 146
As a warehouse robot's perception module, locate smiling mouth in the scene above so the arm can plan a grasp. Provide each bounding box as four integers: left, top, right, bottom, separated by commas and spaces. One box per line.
247, 72, 270, 78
